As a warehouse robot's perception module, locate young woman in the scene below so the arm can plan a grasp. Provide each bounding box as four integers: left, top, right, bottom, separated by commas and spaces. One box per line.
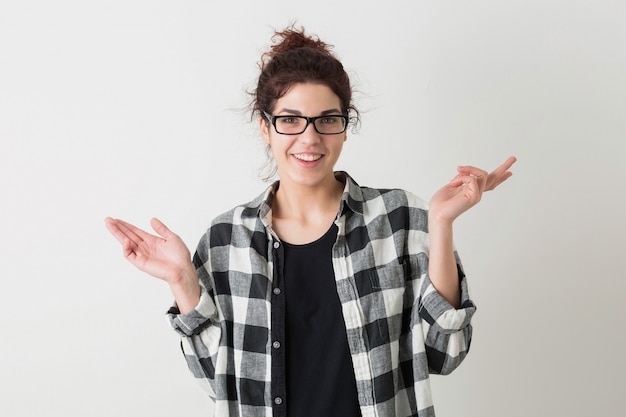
105, 27, 516, 417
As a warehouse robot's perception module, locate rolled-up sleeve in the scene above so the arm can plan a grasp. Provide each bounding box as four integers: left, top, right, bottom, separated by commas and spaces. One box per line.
417, 256, 476, 375
168, 287, 219, 336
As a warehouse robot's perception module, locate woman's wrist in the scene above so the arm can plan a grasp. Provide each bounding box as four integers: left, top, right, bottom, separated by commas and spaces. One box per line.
169, 268, 201, 314
427, 213, 461, 307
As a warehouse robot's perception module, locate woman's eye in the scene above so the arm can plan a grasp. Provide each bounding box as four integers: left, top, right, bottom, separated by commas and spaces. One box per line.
321, 117, 338, 124
282, 117, 298, 124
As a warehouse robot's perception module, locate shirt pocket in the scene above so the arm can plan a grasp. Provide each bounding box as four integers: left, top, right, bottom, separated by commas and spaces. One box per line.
368, 262, 406, 291
361, 262, 407, 346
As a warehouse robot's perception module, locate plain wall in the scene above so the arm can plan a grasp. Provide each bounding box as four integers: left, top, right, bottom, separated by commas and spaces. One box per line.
1, 1, 624, 416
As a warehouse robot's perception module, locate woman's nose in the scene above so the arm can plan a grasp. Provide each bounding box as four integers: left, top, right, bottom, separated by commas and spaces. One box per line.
297, 122, 321, 143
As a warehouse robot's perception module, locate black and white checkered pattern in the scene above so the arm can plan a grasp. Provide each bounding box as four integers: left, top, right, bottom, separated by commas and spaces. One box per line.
168, 172, 476, 417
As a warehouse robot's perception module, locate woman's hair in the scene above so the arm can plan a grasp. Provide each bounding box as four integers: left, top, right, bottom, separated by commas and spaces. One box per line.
252, 25, 359, 123
251, 25, 360, 180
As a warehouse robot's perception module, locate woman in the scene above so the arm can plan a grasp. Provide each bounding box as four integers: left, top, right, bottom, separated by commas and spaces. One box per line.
105, 26, 516, 417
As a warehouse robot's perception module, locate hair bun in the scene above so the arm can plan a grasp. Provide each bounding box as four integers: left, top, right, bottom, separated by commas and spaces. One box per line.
262, 26, 334, 64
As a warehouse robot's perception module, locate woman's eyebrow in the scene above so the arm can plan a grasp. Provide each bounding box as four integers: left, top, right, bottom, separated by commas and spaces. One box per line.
275, 108, 342, 115
320, 109, 343, 115
275, 108, 302, 115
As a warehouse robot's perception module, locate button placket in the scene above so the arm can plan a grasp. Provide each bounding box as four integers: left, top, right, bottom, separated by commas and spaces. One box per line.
270, 237, 286, 414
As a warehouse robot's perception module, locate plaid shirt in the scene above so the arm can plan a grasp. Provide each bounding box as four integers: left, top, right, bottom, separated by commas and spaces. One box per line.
168, 171, 476, 417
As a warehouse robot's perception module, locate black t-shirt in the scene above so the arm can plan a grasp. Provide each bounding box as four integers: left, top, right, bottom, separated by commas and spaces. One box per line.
283, 224, 361, 417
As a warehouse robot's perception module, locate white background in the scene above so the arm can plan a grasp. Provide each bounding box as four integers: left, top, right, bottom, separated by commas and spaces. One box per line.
1, 1, 625, 416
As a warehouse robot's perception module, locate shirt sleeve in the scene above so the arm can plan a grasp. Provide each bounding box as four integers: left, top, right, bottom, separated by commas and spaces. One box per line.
417, 252, 476, 375
168, 287, 219, 336
166, 232, 222, 399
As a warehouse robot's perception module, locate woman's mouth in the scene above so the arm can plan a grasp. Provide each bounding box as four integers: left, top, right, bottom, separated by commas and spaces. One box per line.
293, 153, 322, 162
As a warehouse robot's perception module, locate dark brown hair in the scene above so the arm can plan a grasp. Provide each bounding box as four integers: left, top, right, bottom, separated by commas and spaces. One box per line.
252, 25, 360, 124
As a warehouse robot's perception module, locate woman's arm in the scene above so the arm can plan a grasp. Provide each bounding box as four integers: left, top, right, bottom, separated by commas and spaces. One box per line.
427, 156, 517, 307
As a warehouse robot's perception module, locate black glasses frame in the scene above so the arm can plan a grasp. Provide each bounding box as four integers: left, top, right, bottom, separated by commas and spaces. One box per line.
263, 111, 349, 135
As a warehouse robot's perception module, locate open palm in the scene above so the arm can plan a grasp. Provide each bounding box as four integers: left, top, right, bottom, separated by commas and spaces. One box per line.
105, 217, 193, 285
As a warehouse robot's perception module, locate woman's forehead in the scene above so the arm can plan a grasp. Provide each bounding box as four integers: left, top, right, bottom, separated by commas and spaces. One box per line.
273, 83, 342, 113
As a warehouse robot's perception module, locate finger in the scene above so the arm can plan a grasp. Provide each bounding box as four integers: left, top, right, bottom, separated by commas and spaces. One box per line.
105, 218, 135, 246
104, 218, 141, 261
458, 156, 516, 178
150, 217, 176, 240
452, 174, 480, 193
111, 220, 143, 244
489, 156, 517, 179
114, 218, 157, 243
449, 177, 465, 187
456, 167, 489, 193
486, 156, 517, 191
486, 171, 513, 191
456, 165, 488, 178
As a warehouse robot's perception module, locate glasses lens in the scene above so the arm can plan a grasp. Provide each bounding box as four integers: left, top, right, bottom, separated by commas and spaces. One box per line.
275, 116, 306, 134
314, 116, 347, 134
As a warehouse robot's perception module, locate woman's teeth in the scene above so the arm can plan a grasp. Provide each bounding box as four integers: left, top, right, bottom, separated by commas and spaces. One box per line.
294, 154, 322, 161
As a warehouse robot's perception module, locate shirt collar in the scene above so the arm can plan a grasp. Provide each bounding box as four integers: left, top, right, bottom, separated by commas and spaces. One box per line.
335, 171, 364, 215
250, 171, 365, 227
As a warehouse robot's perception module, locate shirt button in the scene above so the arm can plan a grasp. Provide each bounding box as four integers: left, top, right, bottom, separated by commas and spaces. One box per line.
274, 397, 283, 405
273, 288, 282, 295
273, 241, 280, 249
272, 341, 281, 349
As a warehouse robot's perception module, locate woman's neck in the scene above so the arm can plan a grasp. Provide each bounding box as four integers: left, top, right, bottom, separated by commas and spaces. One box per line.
274, 176, 343, 220
270, 175, 344, 244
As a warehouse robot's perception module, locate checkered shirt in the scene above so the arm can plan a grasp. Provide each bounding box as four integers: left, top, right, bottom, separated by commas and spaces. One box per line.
168, 171, 476, 417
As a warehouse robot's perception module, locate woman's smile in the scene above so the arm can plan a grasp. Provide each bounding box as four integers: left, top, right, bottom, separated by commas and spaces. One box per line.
293, 153, 323, 162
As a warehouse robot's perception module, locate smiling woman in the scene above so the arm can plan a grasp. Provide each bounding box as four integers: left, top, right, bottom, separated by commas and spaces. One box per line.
105, 25, 515, 417
261, 83, 347, 205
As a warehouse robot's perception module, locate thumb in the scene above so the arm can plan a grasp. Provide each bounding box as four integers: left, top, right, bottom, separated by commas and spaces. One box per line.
449, 177, 464, 187
150, 217, 175, 239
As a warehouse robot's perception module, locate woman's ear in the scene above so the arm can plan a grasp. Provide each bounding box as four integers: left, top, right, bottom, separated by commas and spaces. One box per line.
260, 117, 270, 145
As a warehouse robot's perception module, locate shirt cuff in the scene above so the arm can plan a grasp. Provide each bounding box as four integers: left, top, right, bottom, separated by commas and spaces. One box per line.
419, 265, 476, 334
167, 287, 217, 337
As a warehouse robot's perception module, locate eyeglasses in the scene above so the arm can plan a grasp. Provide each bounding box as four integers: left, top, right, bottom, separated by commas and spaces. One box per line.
263, 111, 348, 135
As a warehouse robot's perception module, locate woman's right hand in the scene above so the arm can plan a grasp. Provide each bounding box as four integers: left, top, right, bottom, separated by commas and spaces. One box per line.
105, 217, 200, 312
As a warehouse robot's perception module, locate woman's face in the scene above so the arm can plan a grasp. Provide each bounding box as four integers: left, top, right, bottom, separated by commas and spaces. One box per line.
260, 82, 347, 190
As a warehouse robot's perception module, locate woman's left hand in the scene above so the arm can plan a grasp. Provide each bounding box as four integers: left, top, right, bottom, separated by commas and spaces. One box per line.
429, 156, 517, 224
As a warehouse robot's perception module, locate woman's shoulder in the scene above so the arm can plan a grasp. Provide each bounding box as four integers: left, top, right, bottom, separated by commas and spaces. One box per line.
194, 190, 269, 251
360, 186, 428, 209
341, 171, 429, 210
